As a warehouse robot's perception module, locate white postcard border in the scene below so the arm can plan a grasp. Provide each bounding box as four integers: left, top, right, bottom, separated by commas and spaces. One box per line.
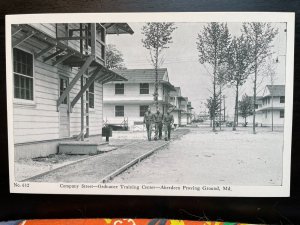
6, 12, 295, 197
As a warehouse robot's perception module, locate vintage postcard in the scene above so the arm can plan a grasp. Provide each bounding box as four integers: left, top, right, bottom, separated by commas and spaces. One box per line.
6, 12, 295, 196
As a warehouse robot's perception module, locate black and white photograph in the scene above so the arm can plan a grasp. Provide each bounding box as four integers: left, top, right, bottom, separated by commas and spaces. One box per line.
6, 13, 294, 196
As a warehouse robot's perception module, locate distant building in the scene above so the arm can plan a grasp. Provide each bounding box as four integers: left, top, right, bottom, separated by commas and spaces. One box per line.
169, 87, 193, 127
238, 96, 263, 126
103, 68, 176, 130
256, 85, 285, 126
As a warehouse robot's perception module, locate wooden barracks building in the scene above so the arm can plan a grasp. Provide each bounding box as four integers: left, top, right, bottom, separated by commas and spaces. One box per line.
11, 23, 133, 159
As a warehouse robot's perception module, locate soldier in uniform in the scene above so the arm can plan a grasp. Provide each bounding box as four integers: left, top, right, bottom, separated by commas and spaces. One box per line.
143, 107, 154, 141
163, 109, 174, 141
153, 109, 163, 140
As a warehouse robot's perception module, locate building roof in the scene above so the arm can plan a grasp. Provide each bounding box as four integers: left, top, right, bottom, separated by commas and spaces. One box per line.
101, 23, 134, 35
113, 68, 169, 83
265, 85, 285, 97
247, 96, 263, 104
170, 87, 181, 97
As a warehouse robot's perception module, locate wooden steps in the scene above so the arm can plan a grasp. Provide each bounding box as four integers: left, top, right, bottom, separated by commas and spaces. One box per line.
59, 141, 108, 155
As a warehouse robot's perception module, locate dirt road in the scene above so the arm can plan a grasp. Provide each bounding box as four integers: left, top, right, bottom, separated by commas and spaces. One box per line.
111, 127, 284, 186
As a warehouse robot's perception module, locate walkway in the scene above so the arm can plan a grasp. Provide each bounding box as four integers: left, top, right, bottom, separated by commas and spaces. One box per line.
26, 128, 189, 183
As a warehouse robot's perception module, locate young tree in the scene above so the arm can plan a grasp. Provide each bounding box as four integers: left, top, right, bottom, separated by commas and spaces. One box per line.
216, 64, 229, 130
205, 95, 221, 128
226, 35, 252, 131
242, 23, 278, 133
239, 94, 254, 126
196, 22, 231, 131
141, 23, 177, 111
265, 56, 277, 131
105, 44, 126, 70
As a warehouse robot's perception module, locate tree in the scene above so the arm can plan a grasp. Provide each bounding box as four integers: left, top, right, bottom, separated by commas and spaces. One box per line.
141, 23, 177, 111
205, 95, 221, 128
216, 64, 229, 130
242, 23, 278, 133
105, 44, 126, 70
239, 94, 254, 126
265, 56, 277, 131
196, 22, 231, 131
226, 35, 252, 131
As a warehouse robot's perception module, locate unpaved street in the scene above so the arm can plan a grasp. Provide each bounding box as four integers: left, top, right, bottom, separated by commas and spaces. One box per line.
111, 126, 283, 185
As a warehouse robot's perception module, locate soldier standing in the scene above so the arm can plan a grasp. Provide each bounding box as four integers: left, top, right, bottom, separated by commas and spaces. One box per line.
143, 107, 154, 141
163, 109, 174, 141
153, 109, 163, 140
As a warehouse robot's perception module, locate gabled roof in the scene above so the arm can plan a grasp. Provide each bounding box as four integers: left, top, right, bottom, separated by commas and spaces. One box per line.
113, 68, 169, 83
264, 85, 285, 97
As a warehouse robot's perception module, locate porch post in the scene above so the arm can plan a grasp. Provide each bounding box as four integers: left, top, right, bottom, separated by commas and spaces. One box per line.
81, 76, 85, 141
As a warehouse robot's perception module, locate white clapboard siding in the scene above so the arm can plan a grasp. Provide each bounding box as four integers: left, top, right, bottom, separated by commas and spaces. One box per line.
13, 24, 104, 144
14, 121, 59, 129
13, 33, 60, 144
15, 134, 59, 144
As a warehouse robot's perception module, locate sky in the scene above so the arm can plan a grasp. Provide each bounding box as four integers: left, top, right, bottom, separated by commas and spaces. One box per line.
107, 22, 287, 116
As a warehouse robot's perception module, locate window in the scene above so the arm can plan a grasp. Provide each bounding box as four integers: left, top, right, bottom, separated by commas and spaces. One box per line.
280, 96, 285, 103
280, 110, 284, 118
89, 82, 95, 108
13, 48, 34, 100
115, 106, 124, 117
115, 83, 124, 94
267, 98, 270, 104
60, 77, 68, 104
140, 83, 149, 94
140, 105, 149, 117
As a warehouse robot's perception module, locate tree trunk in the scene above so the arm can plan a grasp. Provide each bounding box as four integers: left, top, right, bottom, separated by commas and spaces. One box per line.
223, 95, 226, 122
233, 84, 239, 131
219, 85, 222, 131
212, 61, 217, 132
154, 64, 159, 111
154, 26, 159, 112
253, 58, 257, 134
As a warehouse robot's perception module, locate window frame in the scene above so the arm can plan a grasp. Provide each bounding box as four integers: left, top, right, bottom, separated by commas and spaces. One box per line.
59, 76, 69, 105
280, 110, 284, 118
140, 83, 149, 95
13, 47, 36, 105
88, 81, 95, 109
115, 105, 124, 117
140, 105, 149, 117
115, 83, 124, 95
280, 96, 285, 103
